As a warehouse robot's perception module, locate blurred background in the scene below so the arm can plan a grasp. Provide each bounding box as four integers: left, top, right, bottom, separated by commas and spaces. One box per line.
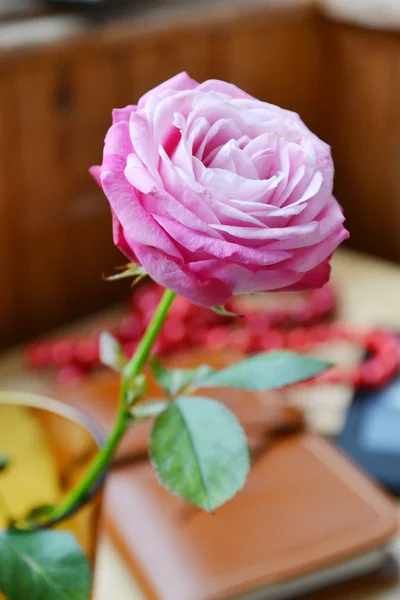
1, 0, 400, 350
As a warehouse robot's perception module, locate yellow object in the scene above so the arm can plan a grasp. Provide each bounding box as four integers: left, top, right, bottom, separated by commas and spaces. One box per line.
0, 404, 61, 528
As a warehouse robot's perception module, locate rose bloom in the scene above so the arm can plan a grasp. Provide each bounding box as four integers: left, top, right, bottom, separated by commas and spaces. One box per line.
91, 72, 348, 307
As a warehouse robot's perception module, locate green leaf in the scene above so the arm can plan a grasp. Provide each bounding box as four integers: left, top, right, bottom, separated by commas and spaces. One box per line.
150, 357, 215, 397
24, 504, 55, 528
150, 396, 249, 512
105, 263, 147, 285
99, 331, 127, 372
0, 454, 9, 472
131, 400, 168, 421
212, 305, 243, 317
0, 530, 91, 600
195, 350, 332, 391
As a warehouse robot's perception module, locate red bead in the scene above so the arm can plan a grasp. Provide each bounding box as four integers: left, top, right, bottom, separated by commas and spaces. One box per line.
267, 308, 288, 328
141, 308, 163, 327
229, 329, 253, 353
74, 338, 99, 366
286, 328, 313, 352
308, 325, 330, 344
245, 314, 269, 333
134, 286, 162, 313
56, 365, 87, 386
50, 340, 75, 366
187, 328, 207, 346
118, 315, 143, 342
311, 287, 335, 317
259, 330, 284, 351
294, 306, 314, 325
368, 360, 387, 384
152, 338, 169, 356
205, 327, 232, 350
162, 319, 187, 346
122, 341, 138, 359
168, 295, 192, 320
26, 343, 53, 369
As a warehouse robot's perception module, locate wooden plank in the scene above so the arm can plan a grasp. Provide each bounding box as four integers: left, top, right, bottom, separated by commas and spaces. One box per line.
11, 50, 72, 336
222, 13, 323, 132
322, 23, 398, 261
0, 61, 25, 348
387, 36, 400, 261
127, 25, 215, 102
0, 64, 15, 347
57, 42, 130, 320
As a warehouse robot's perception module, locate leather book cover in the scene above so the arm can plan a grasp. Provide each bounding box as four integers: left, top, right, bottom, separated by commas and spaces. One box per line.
49, 349, 399, 600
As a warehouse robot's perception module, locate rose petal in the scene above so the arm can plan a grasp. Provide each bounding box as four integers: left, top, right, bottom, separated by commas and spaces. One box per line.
188, 260, 304, 294
101, 169, 182, 260
138, 72, 198, 108
196, 79, 255, 100
211, 221, 318, 241
111, 210, 137, 262
112, 105, 136, 124
277, 261, 331, 292
266, 200, 346, 250
152, 215, 291, 266
89, 165, 102, 188
208, 141, 259, 180
158, 147, 219, 223
197, 164, 281, 203
124, 153, 160, 195
102, 121, 133, 173
195, 118, 242, 162
132, 243, 232, 307
129, 112, 161, 182
286, 227, 349, 272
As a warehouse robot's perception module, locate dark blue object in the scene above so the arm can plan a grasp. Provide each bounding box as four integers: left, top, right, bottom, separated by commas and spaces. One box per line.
338, 368, 400, 496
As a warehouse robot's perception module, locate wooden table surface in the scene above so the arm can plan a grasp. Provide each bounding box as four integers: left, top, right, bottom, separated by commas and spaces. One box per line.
2, 247, 400, 599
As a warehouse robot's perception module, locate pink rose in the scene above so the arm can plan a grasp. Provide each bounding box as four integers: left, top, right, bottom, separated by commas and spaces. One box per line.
91, 72, 348, 307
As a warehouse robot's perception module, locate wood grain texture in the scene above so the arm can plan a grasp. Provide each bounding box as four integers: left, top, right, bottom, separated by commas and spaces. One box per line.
320, 22, 400, 262
0, 39, 130, 345
0, 62, 21, 347
126, 25, 216, 101
221, 11, 323, 133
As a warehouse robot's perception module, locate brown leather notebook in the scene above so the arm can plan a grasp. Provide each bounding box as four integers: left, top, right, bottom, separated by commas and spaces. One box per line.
49, 349, 399, 600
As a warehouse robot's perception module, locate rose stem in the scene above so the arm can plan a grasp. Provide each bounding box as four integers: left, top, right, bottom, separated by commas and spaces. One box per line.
48, 288, 176, 524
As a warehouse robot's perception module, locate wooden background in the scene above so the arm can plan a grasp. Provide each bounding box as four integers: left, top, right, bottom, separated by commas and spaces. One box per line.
0, 3, 399, 348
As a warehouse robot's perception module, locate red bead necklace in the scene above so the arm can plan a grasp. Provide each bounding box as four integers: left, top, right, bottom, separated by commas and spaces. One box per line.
25, 282, 400, 389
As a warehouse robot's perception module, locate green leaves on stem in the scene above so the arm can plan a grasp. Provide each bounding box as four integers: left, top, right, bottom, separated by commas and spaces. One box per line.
150, 351, 332, 395
147, 351, 331, 510
99, 332, 127, 373
130, 400, 168, 421
104, 262, 147, 285
195, 351, 332, 391
48, 290, 176, 527
0, 530, 91, 600
99, 332, 147, 406
23, 505, 55, 529
150, 357, 214, 397
212, 305, 243, 317
150, 396, 249, 512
